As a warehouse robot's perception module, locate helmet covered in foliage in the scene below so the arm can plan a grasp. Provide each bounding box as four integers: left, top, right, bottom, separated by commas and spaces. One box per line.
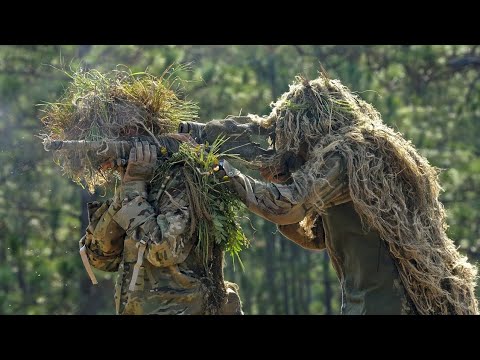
40, 66, 198, 191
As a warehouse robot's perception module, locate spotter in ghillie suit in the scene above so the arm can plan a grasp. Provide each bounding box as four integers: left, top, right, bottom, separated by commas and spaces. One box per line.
219, 73, 479, 315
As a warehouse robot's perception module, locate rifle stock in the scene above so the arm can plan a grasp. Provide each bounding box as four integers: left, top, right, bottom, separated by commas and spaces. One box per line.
42, 137, 180, 166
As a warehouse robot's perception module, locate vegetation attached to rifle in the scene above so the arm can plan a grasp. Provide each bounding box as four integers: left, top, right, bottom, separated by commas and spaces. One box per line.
152, 136, 250, 268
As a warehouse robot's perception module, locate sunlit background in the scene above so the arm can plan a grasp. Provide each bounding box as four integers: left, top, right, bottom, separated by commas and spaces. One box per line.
0, 45, 479, 314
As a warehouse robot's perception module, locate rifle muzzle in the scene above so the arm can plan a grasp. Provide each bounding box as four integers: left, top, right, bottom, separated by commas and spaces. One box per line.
178, 121, 206, 143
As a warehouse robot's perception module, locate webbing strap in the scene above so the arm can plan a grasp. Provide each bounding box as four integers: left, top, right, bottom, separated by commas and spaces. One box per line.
129, 241, 147, 292
79, 245, 98, 285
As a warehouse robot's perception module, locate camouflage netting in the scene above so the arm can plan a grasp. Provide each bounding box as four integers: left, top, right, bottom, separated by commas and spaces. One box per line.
40, 66, 199, 191
250, 74, 479, 315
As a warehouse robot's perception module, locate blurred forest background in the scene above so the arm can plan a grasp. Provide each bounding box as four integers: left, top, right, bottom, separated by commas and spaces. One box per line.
0, 45, 479, 315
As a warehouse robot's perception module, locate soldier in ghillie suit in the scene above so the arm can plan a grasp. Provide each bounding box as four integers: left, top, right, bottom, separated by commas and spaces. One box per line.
41, 68, 245, 315
218, 74, 479, 315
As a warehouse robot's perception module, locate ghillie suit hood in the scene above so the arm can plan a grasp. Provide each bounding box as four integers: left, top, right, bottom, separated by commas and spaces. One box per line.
40, 66, 198, 191
250, 74, 478, 315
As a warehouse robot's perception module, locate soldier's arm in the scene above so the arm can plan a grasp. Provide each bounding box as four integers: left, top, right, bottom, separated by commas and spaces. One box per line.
221, 154, 348, 225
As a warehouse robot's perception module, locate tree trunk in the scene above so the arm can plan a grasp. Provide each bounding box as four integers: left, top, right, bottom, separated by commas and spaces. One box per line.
323, 251, 332, 315
16, 230, 33, 309
267, 47, 279, 98
289, 243, 300, 314
77, 188, 98, 314
264, 228, 277, 314
297, 248, 306, 314
305, 251, 311, 314
0, 220, 6, 265
239, 270, 252, 314
279, 235, 290, 314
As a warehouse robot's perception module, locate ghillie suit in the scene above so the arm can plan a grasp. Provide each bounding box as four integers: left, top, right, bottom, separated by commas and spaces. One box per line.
40, 67, 248, 314
40, 66, 198, 192
243, 74, 478, 315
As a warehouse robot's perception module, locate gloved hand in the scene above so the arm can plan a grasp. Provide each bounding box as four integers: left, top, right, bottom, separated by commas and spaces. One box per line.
213, 159, 241, 182
118, 141, 157, 201
122, 141, 157, 183
213, 158, 257, 207
258, 151, 303, 184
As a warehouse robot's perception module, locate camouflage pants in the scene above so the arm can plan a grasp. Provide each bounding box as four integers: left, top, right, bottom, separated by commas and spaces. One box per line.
122, 284, 243, 315
118, 263, 243, 315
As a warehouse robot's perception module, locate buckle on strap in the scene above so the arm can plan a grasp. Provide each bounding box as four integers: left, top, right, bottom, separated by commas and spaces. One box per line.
129, 240, 147, 292
79, 245, 98, 285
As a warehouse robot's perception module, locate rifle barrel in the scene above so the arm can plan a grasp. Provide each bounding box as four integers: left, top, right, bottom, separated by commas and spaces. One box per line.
43, 139, 132, 152
42, 135, 273, 164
